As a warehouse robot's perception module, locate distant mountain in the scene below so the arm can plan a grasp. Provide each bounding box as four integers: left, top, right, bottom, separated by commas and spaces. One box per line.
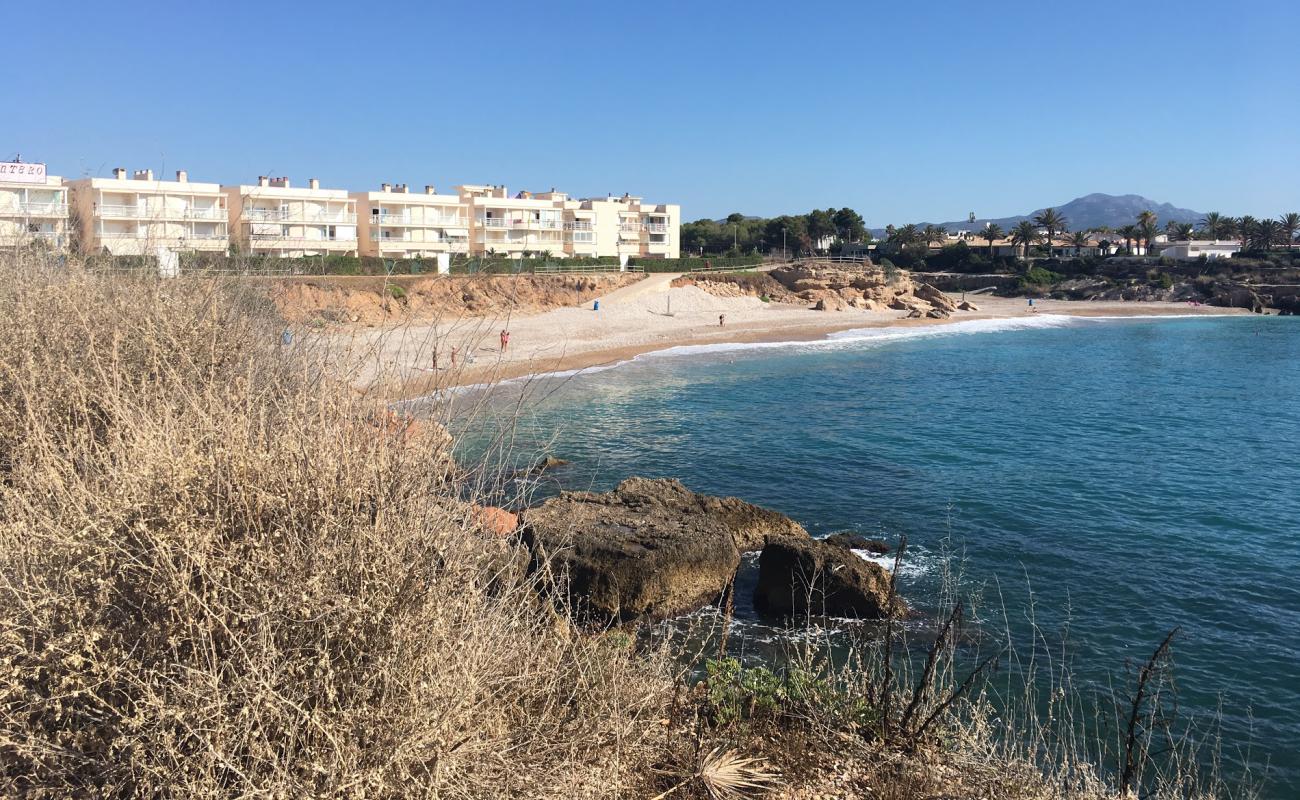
884, 193, 1207, 234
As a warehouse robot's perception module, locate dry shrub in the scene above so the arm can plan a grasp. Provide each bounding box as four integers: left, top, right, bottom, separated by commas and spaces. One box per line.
0, 254, 672, 797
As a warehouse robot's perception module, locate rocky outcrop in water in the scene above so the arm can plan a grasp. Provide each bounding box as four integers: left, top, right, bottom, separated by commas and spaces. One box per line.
823, 533, 890, 554
519, 478, 808, 624
753, 537, 902, 620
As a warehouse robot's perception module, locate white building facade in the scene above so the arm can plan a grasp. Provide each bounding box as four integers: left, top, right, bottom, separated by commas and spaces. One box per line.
225, 177, 357, 257
1159, 240, 1241, 260
6, 159, 681, 261
353, 184, 469, 265
70, 169, 228, 256
0, 162, 68, 250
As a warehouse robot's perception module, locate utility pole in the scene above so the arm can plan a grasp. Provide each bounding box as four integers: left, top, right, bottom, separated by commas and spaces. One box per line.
782, 227, 787, 260
733, 224, 738, 251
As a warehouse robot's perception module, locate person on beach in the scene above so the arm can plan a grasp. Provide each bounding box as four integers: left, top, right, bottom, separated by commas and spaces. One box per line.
719, 313, 726, 327
431, 348, 439, 371
500, 329, 510, 352
450, 346, 458, 367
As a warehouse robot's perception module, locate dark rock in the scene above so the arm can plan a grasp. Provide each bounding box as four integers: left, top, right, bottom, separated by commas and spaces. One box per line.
813, 298, 827, 311
754, 537, 902, 620
957, 300, 980, 311
1210, 286, 1265, 314
608, 477, 806, 553
823, 533, 889, 554
520, 478, 806, 624
532, 455, 570, 473
925, 308, 951, 319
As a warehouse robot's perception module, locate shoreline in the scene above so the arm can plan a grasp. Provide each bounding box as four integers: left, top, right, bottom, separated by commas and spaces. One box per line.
334, 294, 1256, 401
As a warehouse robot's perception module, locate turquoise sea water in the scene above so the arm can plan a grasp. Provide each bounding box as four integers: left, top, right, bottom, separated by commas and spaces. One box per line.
456, 313, 1300, 796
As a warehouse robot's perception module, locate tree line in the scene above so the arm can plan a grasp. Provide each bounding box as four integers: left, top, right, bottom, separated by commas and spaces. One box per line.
681, 208, 867, 256
685, 206, 1299, 259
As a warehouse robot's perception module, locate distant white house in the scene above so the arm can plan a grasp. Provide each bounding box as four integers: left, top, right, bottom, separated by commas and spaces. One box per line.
1159, 240, 1241, 260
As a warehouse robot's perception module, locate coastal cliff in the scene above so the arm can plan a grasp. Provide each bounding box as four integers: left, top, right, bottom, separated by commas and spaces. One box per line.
679, 260, 963, 317
270, 272, 639, 326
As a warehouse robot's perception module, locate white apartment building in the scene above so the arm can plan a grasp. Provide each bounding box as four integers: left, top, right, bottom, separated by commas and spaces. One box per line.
225, 177, 357, 257
69, 169, 228, 256
353, 183, 468, 265
0, 162, 69, 250
575, 193, 679, 260
459, 185, 567, 258
8, 156, 680, 262
458, 185, 680, 259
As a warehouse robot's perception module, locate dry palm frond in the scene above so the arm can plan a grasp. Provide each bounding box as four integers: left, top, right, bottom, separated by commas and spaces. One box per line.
651, 746, 780, 800
699, 747, 780, 799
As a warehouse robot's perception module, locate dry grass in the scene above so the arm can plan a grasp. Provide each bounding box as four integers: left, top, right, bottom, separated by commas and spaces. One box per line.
0, 250, 673, 797
0, 246, 1251, 798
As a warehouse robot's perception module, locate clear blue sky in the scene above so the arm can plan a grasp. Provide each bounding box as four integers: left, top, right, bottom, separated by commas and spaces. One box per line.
6, 0, 1297, 226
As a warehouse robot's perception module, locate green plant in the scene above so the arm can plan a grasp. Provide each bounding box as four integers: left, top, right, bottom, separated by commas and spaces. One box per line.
1021, 266, 1062, 286
386, 283, 407, 300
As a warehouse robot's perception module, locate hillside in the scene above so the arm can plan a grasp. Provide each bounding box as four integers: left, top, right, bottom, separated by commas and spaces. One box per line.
922, 193, 1206, 233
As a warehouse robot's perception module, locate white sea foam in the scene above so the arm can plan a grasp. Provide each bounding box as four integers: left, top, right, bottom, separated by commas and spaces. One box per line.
594, 313, 1084, 366
851, 548, 932, 578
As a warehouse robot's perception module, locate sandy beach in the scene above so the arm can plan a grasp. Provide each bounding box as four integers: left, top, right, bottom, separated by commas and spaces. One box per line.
328, 274, 1252, 398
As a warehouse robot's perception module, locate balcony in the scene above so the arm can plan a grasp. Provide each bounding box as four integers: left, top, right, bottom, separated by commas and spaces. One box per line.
479, 217, 562, 230
245, 208, 289, 221
5, 201, 68, 217
644, 222, 668, 233
565, 221, 593, 231
249, 233, 357, 244
619, 223, 644, 232
244, 208, 356, 224
98, 204, 144, 219
186, 207, 226, 221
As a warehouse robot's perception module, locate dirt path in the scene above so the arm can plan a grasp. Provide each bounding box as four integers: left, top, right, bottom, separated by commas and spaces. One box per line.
594, 272, 682, 305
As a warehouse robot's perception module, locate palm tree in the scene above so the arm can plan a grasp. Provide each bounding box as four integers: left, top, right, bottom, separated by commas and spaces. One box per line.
1136, 210, 1158, 255
1118, 224, 1140, 255
1237, 216, 1259, 251
981, 223, 1004, 257
1200, 211, 1229, 239
1255, 219, 1282, 251
1068, 230, 1091, 256
921, 224, 947, 250
1279, 212, 1300, 249
1167, 222, 1193, 241
892, 223, 920, 248
1033, 208, 1067, 258
1010, 220, 1041, 260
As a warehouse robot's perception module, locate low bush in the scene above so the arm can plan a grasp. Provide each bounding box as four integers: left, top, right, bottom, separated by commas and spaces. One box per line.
634, 255, 763, 272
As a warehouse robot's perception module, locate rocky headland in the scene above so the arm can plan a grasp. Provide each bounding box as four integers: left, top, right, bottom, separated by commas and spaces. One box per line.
678, 260, 964, 318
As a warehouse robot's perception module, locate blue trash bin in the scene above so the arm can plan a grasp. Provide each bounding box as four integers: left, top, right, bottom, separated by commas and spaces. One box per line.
593, 300, 600, 311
